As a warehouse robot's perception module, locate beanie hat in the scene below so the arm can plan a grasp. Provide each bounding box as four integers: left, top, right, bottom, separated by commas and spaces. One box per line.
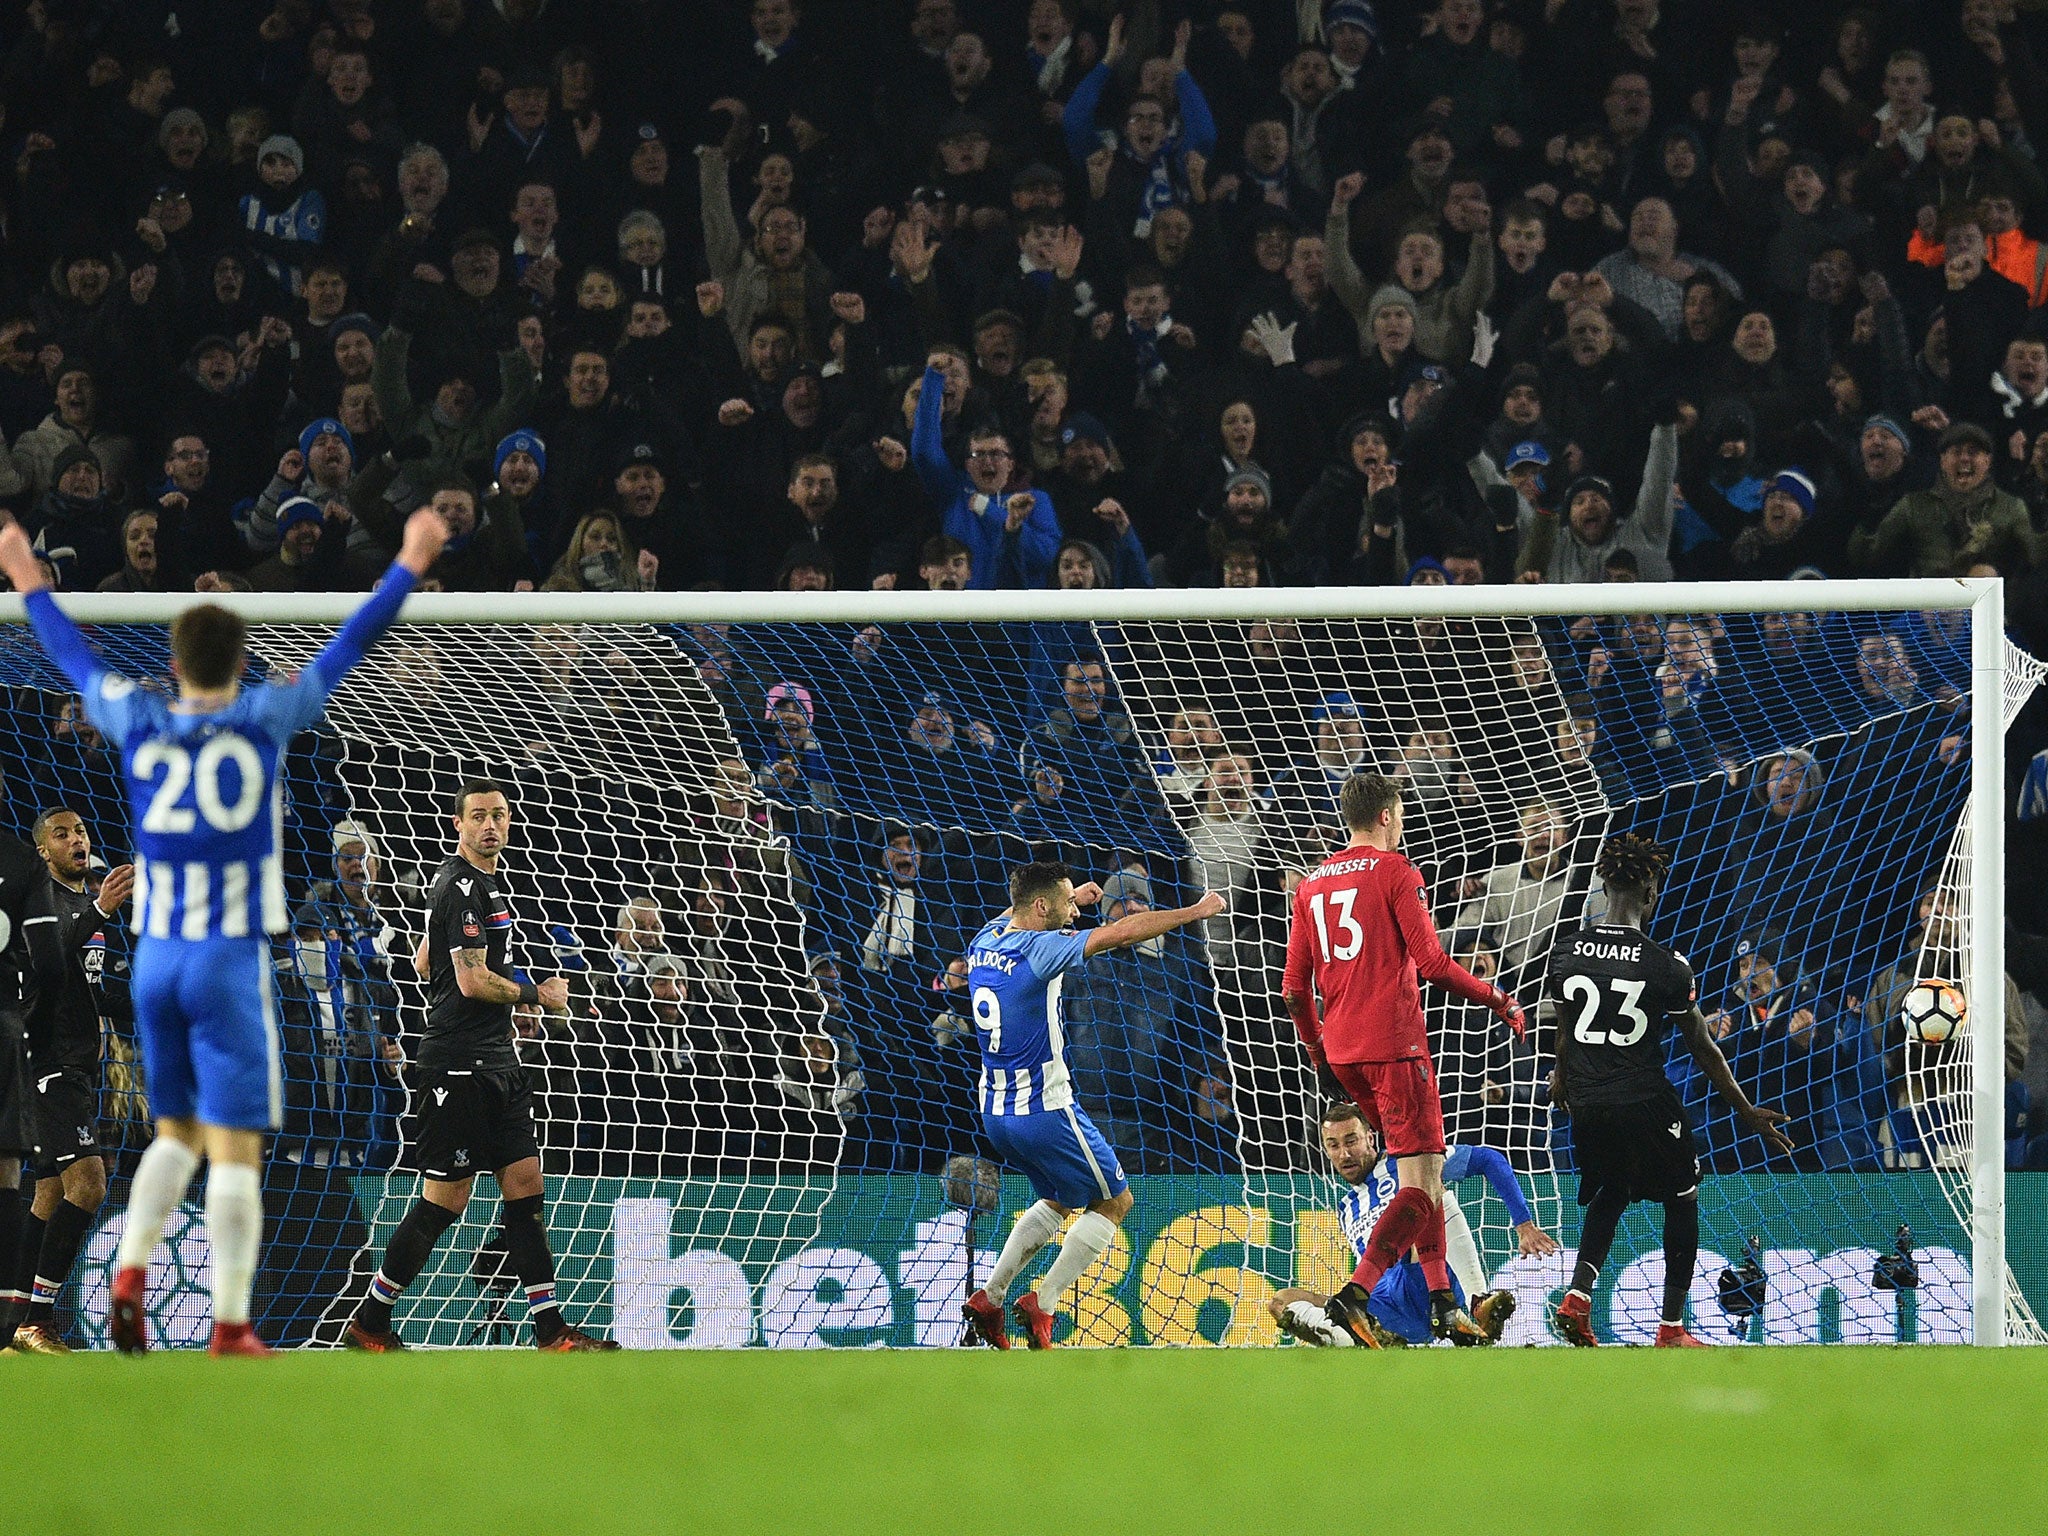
298, 416, 355, 462
1406, 555, 1451, 584
1767, 469, 1816, 520
1368, 283, 1417, 322
495, 429, 547, 481
257, 134, 304, 176
1099, 869, 1155, 908
51, 443, 100, 485
1564, 474, 1615, 509
277, 496, 323, 534
328, 311, 381, 345
1327, 0, 1380, 39
1862, 414, 1911, 453
1939, 420, 1994, 455
1223, 465, 1273, 502
1504, 440, 1551, 471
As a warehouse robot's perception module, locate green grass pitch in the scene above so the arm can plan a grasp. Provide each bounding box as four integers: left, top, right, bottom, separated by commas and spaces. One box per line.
5, 1348, 2044, 1534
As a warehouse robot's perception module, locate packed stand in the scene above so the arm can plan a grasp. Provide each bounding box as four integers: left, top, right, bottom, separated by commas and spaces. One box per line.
1, 0, 2047, 1175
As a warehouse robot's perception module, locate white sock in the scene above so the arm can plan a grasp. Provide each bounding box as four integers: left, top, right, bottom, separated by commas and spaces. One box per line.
114, 1138, 201, 1272
1039, 1210, 1117, 1313
204, 1164, 263, 1326
983, 1200, 1064, 1305
1443, 1191, 1486, 1299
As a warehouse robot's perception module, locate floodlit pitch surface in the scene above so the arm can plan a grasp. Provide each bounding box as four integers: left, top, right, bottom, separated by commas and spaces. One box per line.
5, 1348, 2043, 1533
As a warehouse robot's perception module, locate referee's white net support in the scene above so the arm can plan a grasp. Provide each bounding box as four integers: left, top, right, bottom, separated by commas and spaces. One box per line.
0, 579, 2036, 1347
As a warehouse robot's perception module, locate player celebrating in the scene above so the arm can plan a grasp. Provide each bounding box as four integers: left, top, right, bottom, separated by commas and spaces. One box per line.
346, 781, 615, 1352
1282, 772, 1527, 1347
1269, 1101, 1558, 1347
0, 507, 447, 1356
5, 809, 133, 1353
1546, 834, 1794, 1347
960, 861, 1222, 1349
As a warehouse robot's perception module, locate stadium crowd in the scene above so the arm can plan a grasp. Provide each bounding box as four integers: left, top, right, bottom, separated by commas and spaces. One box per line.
4, 0, 2048, 1186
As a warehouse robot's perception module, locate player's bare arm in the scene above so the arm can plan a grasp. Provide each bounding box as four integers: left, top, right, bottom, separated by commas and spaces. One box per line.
396, 507, 453, 575
413, 935, 432, 981
451, 946, 528, 1005
1082, 890, 1223, 957
0, 517, 50, 593
1677, 1004, 1795, 1157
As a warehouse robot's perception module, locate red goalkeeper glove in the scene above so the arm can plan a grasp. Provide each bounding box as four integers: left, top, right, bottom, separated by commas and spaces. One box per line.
1489, 987, 1526, 1040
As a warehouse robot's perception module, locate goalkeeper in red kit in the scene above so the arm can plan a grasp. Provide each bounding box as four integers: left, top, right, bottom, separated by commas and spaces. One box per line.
1283, 772, 1528, 1347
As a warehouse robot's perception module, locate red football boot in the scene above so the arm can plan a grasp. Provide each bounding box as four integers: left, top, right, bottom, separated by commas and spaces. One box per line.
108, 1265, 149, 1356
961, 1289, 1011, 1349
1655, 1323, 1710, 1348
1011, 1291, 1058, 1350
1551, 1289, 1599, 1347
207, 1321, 276, 1357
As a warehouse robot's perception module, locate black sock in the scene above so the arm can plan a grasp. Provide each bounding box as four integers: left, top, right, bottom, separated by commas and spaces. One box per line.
1661, 1196, 1700, 1326
25, 1199, 96, 1324
1570, 1189, 1630, 1295
0, 1184, 22, 1338
356, 1199, 458, 1332
14, 1209, 45, 1328
501, 1194, 564, 1343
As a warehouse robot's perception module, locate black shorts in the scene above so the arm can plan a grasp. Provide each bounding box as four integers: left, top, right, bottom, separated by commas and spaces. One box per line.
0, 1014, 29, 1158
1572, 1092, 1700, 1206
30, 1065, 101, 1172
414, 1065, 539, 1180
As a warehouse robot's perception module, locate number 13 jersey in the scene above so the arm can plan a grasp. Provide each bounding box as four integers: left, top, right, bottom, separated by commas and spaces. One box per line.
1547, 924, 1697, 1107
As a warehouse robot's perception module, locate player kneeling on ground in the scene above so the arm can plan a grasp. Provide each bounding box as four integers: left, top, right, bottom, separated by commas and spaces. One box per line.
1270, 1101, 1558, 1346
960, 861, 1222, 1348
1546, 834, 1794, 1347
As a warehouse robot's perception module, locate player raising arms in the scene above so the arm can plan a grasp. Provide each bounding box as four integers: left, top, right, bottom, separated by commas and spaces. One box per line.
961, 861, 1222, 1348
0, 507, 446, 1355
1547, 834, 1793, 1347
1269, 1101, 1558, 1347
346, 781, 615, 1352
1283, 772, 1527, 1348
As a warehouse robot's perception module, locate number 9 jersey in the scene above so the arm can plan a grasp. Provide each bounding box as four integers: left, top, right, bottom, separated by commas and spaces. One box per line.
1546, 924, 1697, 1107
83, 669, 335, 940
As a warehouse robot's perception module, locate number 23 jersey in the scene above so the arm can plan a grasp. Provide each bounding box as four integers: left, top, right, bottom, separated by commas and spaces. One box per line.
1546, 924, 1696, 1108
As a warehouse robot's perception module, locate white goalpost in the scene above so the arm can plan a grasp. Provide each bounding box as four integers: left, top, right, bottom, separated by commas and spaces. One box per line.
2, 578, 2036, 1347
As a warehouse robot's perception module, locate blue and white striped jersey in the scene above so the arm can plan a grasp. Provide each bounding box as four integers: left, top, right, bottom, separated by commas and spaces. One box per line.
1338, 1144, 1485, 1260
23, 570, 416, 943
966, 916, 1089, 1116
81, 672, 331, 940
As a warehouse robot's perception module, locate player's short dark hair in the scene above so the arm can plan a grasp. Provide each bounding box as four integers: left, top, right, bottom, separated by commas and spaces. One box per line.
1319, 1100, 1364, 1128
170, 602, 247, 691
1339, 772, 1401, 833
1009, 859, 1072, 908
1596, 833, 1670, 895
30, 806, 78, 845
451, 778, 509, 817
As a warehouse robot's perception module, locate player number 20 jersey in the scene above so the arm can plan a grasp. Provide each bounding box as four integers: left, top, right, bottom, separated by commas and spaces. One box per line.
81, 672, 335, 941
965, 918, 1089, 1117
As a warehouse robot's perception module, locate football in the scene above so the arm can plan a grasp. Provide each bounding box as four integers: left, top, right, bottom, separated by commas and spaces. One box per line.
1901, 980, 1968, 1044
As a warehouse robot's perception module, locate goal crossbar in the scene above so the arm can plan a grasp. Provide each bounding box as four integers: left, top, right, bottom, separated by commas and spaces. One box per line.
0, 576, 1998, 627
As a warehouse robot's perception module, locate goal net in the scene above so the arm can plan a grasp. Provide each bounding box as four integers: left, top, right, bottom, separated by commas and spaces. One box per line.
0, 581, 2036, 1347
